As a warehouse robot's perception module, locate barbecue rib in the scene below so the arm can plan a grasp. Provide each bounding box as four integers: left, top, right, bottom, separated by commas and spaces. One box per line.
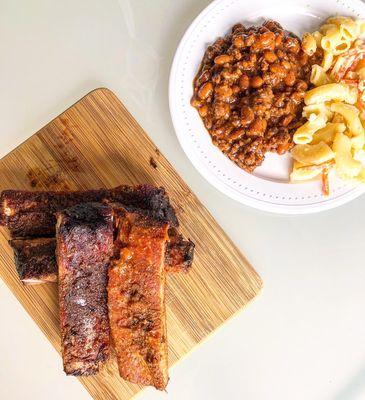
0, 185, 178, 237
108, 208, 169, 390
57, 203, 113, 376
9, 232, 193, 284
10, 238, 57, 284
165, 228, 195, 273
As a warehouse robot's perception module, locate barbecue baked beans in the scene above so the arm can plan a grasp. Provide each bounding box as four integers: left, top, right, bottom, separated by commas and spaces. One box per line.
191, 20, 322, 172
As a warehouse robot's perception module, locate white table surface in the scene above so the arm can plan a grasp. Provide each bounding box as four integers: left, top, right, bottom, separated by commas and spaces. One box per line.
1, 1, 365, 399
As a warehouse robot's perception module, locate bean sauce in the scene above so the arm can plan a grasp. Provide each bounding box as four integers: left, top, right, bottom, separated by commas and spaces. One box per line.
191, 20, 322, 173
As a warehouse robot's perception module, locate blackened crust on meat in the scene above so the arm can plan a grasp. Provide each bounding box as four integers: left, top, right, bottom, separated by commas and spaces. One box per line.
1, 188, 109, 236
9, 228, 194, 284
3, 212, 56, 238
107, 185, 178, 228
57, 202, 113, 376
9, 237, 57, 284
58, 202, 112, 235
0, 184, 178, 237
165, 228, 195, 273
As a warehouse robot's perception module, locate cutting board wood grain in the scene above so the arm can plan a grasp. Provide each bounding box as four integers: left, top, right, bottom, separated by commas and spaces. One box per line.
0, 88, 262, 400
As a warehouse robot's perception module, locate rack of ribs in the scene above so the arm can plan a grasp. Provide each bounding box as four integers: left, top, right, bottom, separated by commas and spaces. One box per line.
57, 202, 113, 376
108, 207, 169, 390
1, 184, 195, 388
0, 185, 178, 237
9, 228, 194, 284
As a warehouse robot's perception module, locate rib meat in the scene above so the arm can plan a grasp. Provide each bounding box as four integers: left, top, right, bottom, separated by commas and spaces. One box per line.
9, 233, 193, 284
57, 202, 113, 376
108, 208, 169, 390
1, 185, 178, 237
165, 228, 195, 273
9, 237, 57, 284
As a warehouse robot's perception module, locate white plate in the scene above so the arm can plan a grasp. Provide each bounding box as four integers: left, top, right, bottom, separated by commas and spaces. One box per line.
169, 0, 365, 214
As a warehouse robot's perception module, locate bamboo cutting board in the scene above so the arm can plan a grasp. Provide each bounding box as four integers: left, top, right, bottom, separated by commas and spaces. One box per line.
0, 88, 262, 400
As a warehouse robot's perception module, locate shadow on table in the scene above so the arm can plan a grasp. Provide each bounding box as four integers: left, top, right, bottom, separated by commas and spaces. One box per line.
333, 363, 365, 400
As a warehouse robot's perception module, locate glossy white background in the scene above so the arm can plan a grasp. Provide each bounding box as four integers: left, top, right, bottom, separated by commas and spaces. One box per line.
1, 1, 365, 399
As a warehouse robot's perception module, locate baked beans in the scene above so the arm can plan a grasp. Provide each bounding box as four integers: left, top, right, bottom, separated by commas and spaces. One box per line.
191, 20, 322, 172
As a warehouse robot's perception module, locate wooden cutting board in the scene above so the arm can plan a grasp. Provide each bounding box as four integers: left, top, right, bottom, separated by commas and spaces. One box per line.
0, 88, 262, 400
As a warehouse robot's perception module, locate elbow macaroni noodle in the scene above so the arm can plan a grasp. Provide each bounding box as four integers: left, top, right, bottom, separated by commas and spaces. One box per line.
293, 114, 327, 144
291, 142, 335, 165
333, 132, 362, 178
310, 65, 331, 86
311, 122, 346, 145
291, 16, 365, 191
321, 51, 334, 71
302, 32, 317, 56
303, 83, 357, 105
